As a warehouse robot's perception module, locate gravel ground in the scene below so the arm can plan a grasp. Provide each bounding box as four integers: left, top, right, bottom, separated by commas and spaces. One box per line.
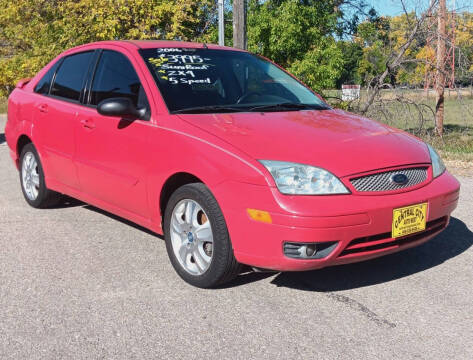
1, 115, 472, 359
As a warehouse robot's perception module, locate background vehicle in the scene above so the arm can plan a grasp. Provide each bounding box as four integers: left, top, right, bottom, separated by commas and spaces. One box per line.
4, 41, 460, 287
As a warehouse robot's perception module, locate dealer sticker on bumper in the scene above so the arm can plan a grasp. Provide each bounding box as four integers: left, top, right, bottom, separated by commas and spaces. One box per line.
392, 203, 428, 238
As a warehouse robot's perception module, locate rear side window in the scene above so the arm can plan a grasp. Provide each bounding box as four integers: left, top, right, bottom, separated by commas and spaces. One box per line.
89, 50, 148, 109
50, 51, 94, 102
34, 60, 61, 95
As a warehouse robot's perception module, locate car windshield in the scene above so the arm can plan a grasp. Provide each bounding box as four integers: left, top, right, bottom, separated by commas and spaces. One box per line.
140, 47, 330, 113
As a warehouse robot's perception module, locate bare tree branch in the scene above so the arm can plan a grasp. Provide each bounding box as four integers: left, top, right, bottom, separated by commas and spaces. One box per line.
359, 0, 439, 114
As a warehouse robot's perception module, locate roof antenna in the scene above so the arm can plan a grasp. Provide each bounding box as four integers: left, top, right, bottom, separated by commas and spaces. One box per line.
202, 43, 208, 49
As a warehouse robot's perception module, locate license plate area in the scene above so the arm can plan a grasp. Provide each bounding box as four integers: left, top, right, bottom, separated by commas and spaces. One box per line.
392, 203, 428, 238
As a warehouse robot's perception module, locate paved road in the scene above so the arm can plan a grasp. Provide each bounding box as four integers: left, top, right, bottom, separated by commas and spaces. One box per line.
1, 115, 472, 359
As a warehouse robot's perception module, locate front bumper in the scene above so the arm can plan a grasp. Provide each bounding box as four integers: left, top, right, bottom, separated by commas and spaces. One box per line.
212, 171, 460, 271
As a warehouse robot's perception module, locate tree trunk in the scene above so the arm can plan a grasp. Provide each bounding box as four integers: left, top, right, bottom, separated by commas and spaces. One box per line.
435, 0, 446, 137
233, 0, 247, 50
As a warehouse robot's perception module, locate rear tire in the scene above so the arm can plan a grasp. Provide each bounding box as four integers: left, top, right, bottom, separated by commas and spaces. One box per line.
19, 143, 62, 208
164, 183, 241, 288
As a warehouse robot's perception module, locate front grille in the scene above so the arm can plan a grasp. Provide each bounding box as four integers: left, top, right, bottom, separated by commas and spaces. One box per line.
350, 167, 428, 192
338, 217, 448, 258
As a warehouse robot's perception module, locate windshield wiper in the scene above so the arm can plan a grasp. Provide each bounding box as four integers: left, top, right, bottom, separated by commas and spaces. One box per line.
172, 105, 244, 114
172, 102, 330, 114
248, 102, 329, 112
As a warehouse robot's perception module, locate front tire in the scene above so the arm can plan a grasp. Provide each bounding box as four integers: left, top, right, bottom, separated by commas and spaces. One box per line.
19, 143, 61, 208
164, 183, 241, 288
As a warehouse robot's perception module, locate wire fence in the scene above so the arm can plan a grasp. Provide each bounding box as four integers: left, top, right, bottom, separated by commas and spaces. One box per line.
324, 86, 473, 136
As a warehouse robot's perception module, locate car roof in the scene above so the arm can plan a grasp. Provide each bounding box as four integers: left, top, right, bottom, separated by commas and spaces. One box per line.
68, 40, 245, 53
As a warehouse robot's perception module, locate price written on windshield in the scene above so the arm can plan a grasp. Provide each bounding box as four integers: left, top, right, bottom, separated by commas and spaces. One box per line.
150, 50, 214, 85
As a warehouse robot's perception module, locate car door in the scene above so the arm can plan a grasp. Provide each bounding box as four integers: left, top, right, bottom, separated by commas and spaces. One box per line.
34, 51, 96, 190
74, 49, 151, 218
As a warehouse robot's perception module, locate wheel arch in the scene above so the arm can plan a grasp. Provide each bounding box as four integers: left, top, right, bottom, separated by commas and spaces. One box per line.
16, 135, 33, 167
159, 172, 204, 221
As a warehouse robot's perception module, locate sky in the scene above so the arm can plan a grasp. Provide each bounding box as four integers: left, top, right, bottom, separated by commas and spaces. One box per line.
367, 0, 406, 16
367, 0, 473, 16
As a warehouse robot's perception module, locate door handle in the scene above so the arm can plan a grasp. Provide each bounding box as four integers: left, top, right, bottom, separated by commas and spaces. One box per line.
38, 104, 48, 113
80, 119, 96, 129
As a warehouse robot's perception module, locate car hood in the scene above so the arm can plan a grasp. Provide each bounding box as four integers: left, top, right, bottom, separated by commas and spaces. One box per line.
177, 109, 430, 177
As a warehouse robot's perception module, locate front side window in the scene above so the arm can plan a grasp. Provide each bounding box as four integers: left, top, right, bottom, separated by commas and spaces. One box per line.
89, 50, 148, 110
34, 60, 61, 95
140, 48, 329, 113
50, 51, 94, 101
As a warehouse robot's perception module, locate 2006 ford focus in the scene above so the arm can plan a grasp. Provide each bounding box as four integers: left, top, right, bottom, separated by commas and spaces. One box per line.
5, 41, 460, 287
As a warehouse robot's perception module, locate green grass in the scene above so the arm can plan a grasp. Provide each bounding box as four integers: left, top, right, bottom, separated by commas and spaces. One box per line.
422, 125, 473, 155
0, 98, 7, 114
366, 97, 473, 158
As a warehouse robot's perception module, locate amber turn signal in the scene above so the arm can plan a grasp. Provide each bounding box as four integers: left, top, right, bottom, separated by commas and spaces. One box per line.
247, 209, 272, 224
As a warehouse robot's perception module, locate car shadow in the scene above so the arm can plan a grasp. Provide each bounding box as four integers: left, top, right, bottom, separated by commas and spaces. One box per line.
82, 204, 163, 239
45, 196, 162, 238
266, 217, 472, 292
44, 197, 472, 290
0, 133, 5, 145
52, 195, 85, 209
217, 271, 276, 288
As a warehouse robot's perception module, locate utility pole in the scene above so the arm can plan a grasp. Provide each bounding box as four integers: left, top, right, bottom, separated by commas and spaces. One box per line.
435, 0, 446, 137
233, 0, 247, 50
218, 0, 225, 46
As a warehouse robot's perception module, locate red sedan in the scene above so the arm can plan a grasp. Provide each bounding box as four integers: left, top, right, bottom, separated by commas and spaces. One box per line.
5, 41, 460, 287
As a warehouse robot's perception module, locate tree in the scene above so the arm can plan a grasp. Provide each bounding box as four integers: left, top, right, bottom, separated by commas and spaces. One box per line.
289, 40, 344, 92
454, 12, 473, 86
247, 0, 344, 91
353, 15, 391, 86
435, 0, 446, 137
357, 1, 439, 114
336, 40, 363, 87
0, 0, 216, 96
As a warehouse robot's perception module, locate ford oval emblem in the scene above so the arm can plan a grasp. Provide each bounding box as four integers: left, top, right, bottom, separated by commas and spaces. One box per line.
391, 173, 409, 185
187, 232, 194, 243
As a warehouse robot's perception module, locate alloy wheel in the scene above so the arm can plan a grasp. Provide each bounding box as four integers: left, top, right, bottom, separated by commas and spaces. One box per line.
170, 199, 214, 275
21, 152, 40, 201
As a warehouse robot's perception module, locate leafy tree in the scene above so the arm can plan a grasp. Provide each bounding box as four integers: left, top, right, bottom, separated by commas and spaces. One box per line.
412, 45, 435, 85
454, 12, 473, 85
247, 0, 344, 91
247, 0, 340, 66
289, 39, 344, 92
336, 40, 363, 87
0, 0, 215, 96
354, 16, 391, 86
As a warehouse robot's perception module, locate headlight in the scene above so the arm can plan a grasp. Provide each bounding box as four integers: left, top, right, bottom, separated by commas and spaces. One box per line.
259, 160, 350, 195
427, 144, 446, 178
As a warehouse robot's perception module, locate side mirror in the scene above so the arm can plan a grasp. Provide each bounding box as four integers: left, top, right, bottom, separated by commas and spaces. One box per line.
97, 97, 148, 120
